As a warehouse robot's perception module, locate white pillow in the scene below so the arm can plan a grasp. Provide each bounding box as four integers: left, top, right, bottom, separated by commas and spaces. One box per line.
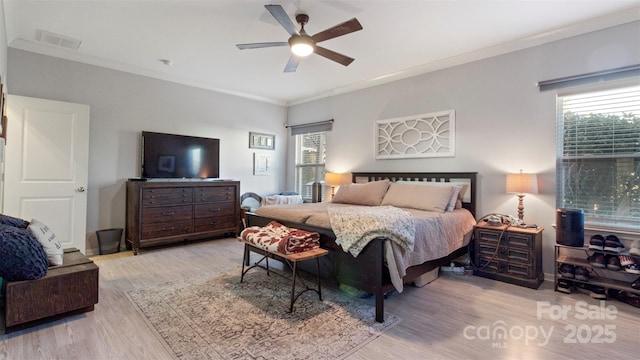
28, 219, 63, 266
381, 182, 454, 213
397, 181, 469, 211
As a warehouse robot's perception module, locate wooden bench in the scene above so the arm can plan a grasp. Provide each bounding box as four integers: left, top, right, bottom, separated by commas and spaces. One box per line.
238, 237, 328, 312
2, 248, 99, 333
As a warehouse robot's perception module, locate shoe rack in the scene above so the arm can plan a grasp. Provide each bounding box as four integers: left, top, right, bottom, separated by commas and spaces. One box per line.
555, 244, 640, 296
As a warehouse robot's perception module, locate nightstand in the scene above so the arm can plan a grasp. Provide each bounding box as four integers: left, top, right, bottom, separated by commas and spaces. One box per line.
473, 223, 544, 289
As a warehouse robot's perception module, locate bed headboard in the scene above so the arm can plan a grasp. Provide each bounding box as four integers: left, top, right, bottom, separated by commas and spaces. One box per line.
351, 171, 477, 217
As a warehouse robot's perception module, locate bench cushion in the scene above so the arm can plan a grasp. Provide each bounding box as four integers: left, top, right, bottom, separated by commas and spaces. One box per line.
240, 221, 320, 255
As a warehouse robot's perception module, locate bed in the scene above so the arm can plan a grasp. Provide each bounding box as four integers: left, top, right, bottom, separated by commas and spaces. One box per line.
245, 171, 478, 322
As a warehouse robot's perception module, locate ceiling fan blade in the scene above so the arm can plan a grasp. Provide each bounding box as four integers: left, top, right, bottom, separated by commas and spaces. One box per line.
236, 42, 288, 50
284, 56, 300, 73
312, 18, 362, 43
314, 46, 354, 66
265, 4, 299, 36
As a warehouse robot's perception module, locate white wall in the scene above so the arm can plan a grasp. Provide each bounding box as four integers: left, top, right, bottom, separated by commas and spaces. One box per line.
0, 0, 7, 84
286, 21, 640, 276
7, 49, 287, 254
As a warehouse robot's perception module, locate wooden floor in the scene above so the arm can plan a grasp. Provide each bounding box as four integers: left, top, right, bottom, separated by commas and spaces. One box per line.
1, 237, 639, 359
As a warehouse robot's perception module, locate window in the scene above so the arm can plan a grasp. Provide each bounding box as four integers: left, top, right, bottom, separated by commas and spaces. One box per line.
295, 132, 326, 201
556, 84, 640, 229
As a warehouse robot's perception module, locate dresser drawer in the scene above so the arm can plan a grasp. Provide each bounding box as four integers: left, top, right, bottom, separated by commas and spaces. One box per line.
142, 205, 193, 224
505, 246, 531, 264
477, 257, 533, 278
141, 219, 193, 240
142, 188, 193, 206
194, 202, 235, 218
194, 216, 236, 232
505, 233, 533, 249
194, 186, 236, 203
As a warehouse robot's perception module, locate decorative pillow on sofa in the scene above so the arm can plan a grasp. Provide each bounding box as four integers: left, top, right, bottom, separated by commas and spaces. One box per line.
0, 225, 49, 281
0, 214, 29, 228
28, 219, 64, 266
331, 179, 390, 206
381, 182, 454, 213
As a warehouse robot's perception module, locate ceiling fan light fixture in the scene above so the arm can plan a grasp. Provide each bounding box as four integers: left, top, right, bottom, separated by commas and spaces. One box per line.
289, 36, 314, 57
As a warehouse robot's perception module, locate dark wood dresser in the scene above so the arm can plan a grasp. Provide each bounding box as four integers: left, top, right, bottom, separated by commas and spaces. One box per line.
473, 223, 544, 289
125, 180, 240, 254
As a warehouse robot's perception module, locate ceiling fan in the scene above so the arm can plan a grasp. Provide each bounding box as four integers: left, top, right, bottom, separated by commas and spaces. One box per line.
236, 4, 363, 72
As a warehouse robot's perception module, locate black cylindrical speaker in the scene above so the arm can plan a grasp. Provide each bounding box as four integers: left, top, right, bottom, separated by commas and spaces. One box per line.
556, 208, 584, 247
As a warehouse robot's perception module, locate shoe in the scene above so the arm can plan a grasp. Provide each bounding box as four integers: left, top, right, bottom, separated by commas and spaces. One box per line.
559, 264, 575, 278
557, 279, 573, 293
603, 235, 625, 253
625, 263, 640, 275
574, 266, 589, 281
589, 253, 607, 268
588, 234, 604, 250
606, 255, 621, 270
608, 290, 640, 308
630, 241, 640, 256
588, 285, 607, 299
619, 255, 635, 267
631, 277, 640, 290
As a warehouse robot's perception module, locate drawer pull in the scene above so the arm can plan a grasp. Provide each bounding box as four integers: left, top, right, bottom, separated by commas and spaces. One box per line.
162, 211, 176, 216
210, 208, 222, 212
162, 227, 175, 231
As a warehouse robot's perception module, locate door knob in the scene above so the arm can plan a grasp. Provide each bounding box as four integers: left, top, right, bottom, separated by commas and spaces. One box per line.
77, 187, 86, 192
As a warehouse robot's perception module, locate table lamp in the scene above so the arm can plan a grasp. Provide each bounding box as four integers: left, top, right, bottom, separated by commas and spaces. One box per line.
324, 172, 351, 199
506, 170, 538, 221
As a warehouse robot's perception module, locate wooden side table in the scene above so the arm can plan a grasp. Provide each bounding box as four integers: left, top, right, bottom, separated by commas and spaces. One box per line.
473, 223, 544, 289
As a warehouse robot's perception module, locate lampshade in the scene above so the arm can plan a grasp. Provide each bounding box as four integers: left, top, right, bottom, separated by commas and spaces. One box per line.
289, 35, 314, 57
325, 172, 351, 187
506, 171, 539, 194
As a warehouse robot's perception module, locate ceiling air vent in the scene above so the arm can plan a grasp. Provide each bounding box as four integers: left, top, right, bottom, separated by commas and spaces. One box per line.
35, 29, 82, 51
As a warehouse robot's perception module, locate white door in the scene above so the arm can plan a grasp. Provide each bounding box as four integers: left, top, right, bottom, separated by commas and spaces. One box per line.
4, 95, 90, 254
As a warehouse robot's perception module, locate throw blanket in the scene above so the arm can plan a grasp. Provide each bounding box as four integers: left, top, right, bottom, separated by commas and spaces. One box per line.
261, 194, 304, 206
328, 206, 415, 257
240, 221, 320, 254
328, 206, 416, 293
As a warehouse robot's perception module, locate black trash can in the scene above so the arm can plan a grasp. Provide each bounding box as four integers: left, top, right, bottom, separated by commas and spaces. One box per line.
96, 228, 123, 255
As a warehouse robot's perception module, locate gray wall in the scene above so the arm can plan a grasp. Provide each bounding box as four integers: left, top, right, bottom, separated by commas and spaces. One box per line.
286, 21, 640, 277
8, 49, 287, 254
0, 0, 6, 84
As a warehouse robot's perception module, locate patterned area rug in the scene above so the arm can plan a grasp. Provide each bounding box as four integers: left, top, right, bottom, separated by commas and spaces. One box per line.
126, 268, 400, 360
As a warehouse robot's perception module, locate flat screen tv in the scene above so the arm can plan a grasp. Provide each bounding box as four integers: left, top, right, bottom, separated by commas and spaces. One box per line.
141, 131, 220, 179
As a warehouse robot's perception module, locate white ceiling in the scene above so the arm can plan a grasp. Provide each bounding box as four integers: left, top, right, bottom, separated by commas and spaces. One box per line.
4, 1, 640, 105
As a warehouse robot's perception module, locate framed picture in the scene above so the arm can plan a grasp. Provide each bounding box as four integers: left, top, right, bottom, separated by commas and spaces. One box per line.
253, 152, 271, 176
157, 155, 176, 173
249, 132, 275, 150
375, 110, 455, 159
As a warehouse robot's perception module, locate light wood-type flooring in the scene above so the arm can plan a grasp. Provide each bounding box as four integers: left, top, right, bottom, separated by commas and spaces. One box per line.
1, 237, 639, 359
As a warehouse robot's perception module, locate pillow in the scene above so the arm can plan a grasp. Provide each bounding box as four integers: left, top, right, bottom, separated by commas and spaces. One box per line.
381, 182, 454, 213
0, 214, 29, 228
397, 181, 469, 211
0, 225, 49, 281
28, 219, 64, 266
331, 179, 390, 206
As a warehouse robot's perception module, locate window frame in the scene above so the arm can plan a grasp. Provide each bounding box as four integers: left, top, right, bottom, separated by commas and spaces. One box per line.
556, 80, 640, 230
294, 131, 327, 202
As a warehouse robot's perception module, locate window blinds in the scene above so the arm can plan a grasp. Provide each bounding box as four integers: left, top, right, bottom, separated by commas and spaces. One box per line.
287, 119, 333, 135
557, 85, 640, 228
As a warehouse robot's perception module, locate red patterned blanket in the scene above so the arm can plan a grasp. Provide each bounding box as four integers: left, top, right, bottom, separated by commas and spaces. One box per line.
240, 221, 320, 254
